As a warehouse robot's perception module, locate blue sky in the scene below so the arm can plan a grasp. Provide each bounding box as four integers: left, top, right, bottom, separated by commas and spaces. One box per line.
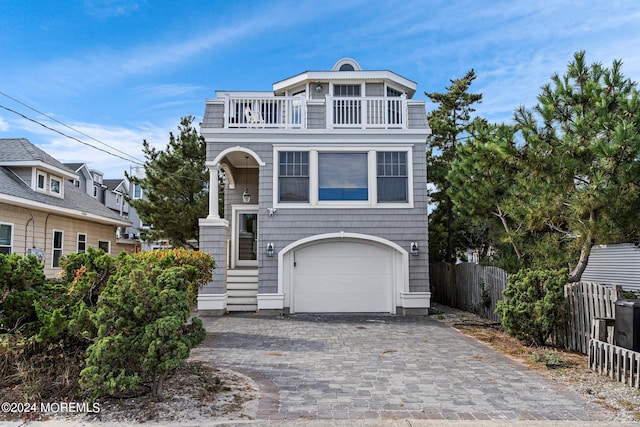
1, 0, 639, 178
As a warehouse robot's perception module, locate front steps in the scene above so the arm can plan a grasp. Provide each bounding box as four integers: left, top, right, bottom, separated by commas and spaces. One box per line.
227, 269, 258, 312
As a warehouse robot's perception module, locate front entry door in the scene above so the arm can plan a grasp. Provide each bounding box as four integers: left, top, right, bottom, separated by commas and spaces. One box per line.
233, 205, 258, 267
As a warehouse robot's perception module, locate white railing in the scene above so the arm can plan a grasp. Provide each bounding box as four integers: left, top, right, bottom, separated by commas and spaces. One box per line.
328, 95, 407, 129
224, 96, 305, 129
222, 95, 407, 129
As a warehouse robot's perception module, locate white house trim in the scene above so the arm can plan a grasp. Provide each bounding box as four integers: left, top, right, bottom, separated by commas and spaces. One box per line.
210, 146, 266, 167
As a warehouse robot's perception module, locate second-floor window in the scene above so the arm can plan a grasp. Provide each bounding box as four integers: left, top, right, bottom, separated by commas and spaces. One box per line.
50, 177, 61, 195
318, 153, 368, 201
278, 151, 309, 202
274, 147, 413, 208
377, 152, 408, 202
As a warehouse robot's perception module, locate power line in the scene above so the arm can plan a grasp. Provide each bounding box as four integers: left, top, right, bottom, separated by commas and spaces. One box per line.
0, 103, 145, 166
0, 91, 144, 164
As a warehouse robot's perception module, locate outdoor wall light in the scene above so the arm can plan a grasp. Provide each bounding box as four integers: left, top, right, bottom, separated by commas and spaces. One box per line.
267, 207, 277, 216
315, 84, 323, 92
266, 242, 275, 257
242, 189, 251, 203
242, 156, 251, 203
410, 242, 419, 256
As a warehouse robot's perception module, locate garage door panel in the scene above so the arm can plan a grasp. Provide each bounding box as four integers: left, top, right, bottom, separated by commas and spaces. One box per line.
292, 240, 393, 313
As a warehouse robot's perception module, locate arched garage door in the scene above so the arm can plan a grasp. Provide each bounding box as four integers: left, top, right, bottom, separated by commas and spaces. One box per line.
291, 239, 394, 313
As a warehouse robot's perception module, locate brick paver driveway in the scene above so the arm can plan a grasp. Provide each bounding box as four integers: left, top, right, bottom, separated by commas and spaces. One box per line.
191, 314, 611, 422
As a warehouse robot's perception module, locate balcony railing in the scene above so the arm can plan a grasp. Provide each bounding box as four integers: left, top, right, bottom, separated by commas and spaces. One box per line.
328, 95, 406, 129
225, 96, 305, 129
222, 95, 407, 129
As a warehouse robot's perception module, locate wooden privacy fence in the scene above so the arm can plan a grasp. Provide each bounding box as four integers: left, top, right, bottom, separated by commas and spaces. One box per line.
430, 262, 508, 323
562, 282, 623, 354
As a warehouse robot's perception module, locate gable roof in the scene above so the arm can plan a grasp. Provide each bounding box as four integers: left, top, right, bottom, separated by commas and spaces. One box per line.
0, 138, 77, 179
103, 178, 127, 192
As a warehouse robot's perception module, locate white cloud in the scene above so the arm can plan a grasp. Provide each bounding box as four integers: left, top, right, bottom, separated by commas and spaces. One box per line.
0, 116, 9, 131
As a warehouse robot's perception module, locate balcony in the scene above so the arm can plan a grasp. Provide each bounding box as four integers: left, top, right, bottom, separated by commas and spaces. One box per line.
218, 95, 409, 130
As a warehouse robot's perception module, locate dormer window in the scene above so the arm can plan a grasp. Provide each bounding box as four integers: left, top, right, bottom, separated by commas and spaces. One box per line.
339, 63, 355, 71
50, 177, 61, 195
37, 171, 46, 191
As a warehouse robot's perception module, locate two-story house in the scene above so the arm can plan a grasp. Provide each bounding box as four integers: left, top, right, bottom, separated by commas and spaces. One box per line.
0, 138, 132, 277
198, 58, 431, 315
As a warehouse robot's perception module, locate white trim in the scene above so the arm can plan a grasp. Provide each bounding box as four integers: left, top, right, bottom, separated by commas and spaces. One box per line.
77, 232, 87, 253
50, 175, 62, 197
231, 204, 259, 268
210, 146, 266, 167
0, 222, 14, 254
197, 293, 228, 311
51, 229, 64, 268
399, 292, 431, 309
36, 170, 47, 192
277, 232, 410, 314
273, 145, 413, 209
0, 161, 78, 180
0, 194, 131, 227
257, 293, 285, 310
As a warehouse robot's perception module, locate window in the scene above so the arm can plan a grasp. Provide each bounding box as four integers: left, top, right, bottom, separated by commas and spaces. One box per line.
334, 84, 360, 97
274, 147, 412, 208
0, 223, 13, 254
77, 233, 87, 253
37, 171, 46, 191
98, 240, 110, 254
278, 152, 309, 202
52, 230, 63, 268
133, 183, 142, 199
319, 153, 368, 201
377, 152, 408, 202
50, 177, 61, 194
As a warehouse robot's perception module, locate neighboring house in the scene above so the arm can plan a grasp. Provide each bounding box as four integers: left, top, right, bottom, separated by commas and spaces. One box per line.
198, 58, 431, 315
582, 243, 640, 293
126, 166, 169, 251
0, 138, 132, 277
103, 178, 141, 252
64, 162, 93, 195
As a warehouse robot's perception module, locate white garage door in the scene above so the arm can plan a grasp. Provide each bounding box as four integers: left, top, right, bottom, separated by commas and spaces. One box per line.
292, 240, 394, 313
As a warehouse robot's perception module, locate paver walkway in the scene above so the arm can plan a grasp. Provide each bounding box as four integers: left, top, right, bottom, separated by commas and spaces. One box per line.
191, 314, 611, 422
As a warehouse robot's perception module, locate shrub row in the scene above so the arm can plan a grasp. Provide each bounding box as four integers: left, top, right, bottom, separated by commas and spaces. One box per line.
0, 248, 214, 402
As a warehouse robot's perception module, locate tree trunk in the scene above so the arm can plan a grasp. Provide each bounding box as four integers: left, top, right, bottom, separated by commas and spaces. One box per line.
151, 371, 167, 402
568, 209, 596, 283
568, 242, 592, 283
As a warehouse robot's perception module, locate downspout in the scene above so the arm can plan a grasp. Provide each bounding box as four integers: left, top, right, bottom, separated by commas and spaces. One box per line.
24, 214, 34, 256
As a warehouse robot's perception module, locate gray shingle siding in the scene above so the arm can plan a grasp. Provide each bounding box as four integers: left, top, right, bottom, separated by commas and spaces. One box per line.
206, 138, 429, 295
407, 103, 430, 129
202, 102, 224, 128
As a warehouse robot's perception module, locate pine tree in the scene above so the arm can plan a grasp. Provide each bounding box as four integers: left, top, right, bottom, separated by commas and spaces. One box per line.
127, 116, 208, 249
426, 70, 482, 263
514, 51, 640, 281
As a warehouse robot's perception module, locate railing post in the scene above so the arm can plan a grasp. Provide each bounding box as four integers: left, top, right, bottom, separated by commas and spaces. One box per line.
326, 95, 334, 129
401, 94, 408, 129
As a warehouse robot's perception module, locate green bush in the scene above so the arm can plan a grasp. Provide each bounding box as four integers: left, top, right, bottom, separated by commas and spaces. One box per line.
495, 268, 567, 346
80, 266, 206, 401
0, 249, 214, 403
